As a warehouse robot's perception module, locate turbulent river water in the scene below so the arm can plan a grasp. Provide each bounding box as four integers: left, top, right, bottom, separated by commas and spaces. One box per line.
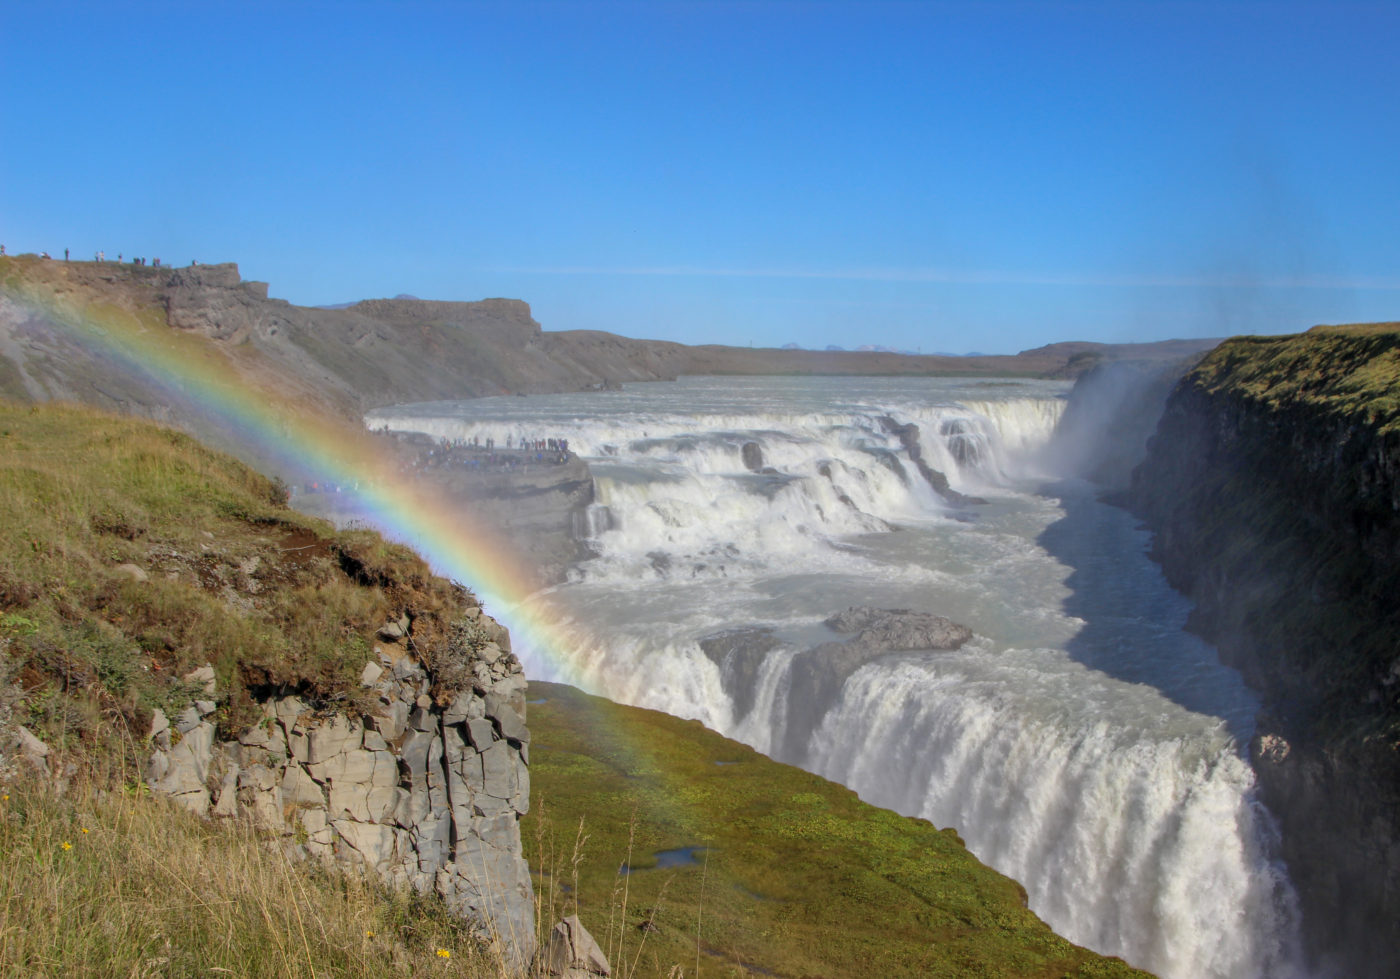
372, 375, 1308, 979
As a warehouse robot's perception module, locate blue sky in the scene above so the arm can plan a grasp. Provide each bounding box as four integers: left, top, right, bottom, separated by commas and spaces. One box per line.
3, 1, 1397, 353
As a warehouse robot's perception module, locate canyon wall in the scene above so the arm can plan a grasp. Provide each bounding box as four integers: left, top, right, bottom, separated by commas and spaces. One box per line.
1127, 324, 1400, 978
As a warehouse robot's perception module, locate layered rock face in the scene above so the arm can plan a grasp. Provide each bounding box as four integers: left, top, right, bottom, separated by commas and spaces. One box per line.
1127, 325, 1400, 978
147, 623, 537, 966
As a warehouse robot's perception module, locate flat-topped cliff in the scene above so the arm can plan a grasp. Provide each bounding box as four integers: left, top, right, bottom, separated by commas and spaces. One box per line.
1127, 322, 1400, 977
0, 255, 1218, 425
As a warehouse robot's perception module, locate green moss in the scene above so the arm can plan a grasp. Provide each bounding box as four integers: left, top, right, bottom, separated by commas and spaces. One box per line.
1190, 322, 1400, 433
524, 682, 1152, 979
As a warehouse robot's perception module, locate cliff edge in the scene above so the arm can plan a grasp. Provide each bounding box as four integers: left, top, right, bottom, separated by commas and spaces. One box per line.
1127, 322, 1400, 977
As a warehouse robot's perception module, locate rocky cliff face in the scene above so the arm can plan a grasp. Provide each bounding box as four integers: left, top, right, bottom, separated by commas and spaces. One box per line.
1127, 324, 1400, 978
147, 610, 537, 967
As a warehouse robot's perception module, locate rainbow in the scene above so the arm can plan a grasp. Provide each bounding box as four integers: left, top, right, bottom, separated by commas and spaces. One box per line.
0, 268, 586, 687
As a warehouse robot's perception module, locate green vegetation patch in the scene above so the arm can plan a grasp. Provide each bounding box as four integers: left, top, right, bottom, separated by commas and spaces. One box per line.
1190, 322, 1400, 433
0, 399, 480, 757
524, 681, 1151, 979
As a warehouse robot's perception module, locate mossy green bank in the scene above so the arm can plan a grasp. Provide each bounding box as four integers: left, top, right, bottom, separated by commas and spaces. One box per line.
523, 682, 1150, 979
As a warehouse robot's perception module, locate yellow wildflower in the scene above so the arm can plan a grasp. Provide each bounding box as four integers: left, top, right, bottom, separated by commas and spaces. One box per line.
81, 828, 90, 834
61, 842, 72, 851
436, 948, 451, 959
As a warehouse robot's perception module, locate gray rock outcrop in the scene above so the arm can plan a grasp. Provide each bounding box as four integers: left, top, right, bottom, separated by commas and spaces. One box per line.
699, 627, 783, 721
741, 441, 764, 472
878, 417, 986, 506
147, 637, 536, 967
543, 914, 611, 977
780, 607, 972, 762
824, 606, 974, 651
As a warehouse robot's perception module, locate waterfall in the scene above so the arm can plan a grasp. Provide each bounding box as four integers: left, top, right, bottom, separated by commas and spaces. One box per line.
374, 375, 1310, 979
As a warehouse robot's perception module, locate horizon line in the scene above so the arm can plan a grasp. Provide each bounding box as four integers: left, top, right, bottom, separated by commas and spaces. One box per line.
494, 264, 1400, 291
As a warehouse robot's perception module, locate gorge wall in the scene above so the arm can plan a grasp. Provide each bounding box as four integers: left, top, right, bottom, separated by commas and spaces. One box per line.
1127, 323, 1400, 978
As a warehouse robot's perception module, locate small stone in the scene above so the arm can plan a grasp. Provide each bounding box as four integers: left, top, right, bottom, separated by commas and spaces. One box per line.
362, 729, 389, 752
275, 696, 307, 726
368, 700, 410, 741
211, 768, 240, 818
16, 726, 51, 775
378, 621, 404, 640
307, 714, 361, 764
114, 562, 149, 583
184, 664, 218, 694
149, 708, 170, 740
175, 707, 203, 735
360, 661, 384, 687
416, 694, 432, 710
195, 699, 217, 716
409, 706, 437, 732
465, 717, 496, 750
485, 693, 530, 743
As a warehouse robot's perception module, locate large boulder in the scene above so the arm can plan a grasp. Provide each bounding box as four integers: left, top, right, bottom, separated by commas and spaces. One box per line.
824, 606, 973, 651
542, 915, 611, 977
780, 608, 974, 763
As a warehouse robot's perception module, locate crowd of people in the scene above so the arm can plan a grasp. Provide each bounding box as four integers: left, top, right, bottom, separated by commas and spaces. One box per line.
0, 244, 193, 267
405, 434, 573, 474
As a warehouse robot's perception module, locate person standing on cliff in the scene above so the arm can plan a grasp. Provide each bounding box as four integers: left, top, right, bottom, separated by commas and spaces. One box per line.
64, 248, 69, 261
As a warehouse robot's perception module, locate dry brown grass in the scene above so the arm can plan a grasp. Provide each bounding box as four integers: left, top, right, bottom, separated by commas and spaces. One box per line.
0, 775, 513, 978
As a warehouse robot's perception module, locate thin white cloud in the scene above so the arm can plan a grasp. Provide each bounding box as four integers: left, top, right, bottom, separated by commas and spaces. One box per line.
495, 264, 1400, 290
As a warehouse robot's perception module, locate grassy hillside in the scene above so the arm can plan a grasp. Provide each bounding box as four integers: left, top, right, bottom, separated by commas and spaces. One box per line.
523, 683, 1150, 979
0, 398, 473, 763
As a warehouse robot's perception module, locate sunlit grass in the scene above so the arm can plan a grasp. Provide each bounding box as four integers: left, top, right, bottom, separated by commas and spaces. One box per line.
0, 778, 511, 978
524, 682, 1153, 979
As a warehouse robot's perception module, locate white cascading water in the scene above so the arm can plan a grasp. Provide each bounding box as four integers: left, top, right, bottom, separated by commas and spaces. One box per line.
369, 375, 1310, 979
